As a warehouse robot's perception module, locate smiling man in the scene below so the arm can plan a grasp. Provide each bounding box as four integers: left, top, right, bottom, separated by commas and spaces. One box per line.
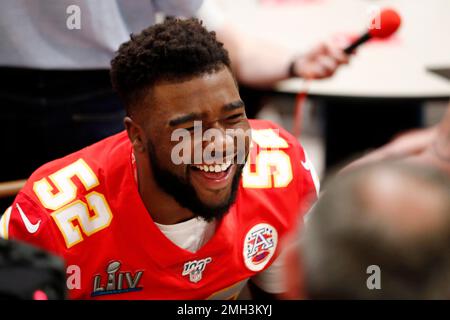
0, 18, 319, 299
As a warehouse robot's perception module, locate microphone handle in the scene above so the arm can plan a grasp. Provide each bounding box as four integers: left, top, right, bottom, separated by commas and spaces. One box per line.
343, 32, 372, 54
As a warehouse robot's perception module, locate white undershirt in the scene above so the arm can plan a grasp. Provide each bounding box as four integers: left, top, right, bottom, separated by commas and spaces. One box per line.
154, 217, 216, 253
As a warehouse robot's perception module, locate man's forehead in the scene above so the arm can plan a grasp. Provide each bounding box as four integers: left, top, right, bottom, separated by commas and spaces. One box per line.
151, 68, 238, 104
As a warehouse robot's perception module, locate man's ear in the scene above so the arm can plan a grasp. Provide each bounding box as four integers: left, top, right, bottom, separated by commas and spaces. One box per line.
124, 117, 146, 153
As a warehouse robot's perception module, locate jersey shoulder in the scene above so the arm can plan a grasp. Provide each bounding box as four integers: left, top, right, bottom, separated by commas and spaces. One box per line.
2, 131, 131, 252
247, 119, 319, 193
239, 119, 319, 228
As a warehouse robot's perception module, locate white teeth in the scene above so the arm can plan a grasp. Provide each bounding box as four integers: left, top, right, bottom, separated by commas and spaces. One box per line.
194, 162, 232, 172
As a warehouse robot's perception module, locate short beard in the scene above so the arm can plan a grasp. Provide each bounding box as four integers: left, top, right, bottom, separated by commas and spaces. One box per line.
147, 141, 244, 222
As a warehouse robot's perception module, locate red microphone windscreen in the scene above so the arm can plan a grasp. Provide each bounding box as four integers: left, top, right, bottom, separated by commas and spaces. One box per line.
369, 8, 401, 39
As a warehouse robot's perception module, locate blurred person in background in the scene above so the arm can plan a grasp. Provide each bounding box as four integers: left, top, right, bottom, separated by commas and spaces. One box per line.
283, 162, 450, 299
0, 0, 348, 211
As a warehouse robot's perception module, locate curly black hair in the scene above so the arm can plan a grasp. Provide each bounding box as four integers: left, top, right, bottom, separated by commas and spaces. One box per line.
110, 18, 231, 116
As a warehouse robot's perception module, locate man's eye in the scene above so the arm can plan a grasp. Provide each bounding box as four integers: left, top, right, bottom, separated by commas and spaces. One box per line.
183, 124, 197, 131
227, 113, 244, 121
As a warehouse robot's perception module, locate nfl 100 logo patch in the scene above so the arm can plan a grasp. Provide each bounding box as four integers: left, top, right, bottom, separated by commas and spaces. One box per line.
182, 257, 212, 283
243, 223, 278, 271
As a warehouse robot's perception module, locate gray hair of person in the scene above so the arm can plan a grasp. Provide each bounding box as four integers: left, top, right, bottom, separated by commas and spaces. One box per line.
302, 161, 450, 299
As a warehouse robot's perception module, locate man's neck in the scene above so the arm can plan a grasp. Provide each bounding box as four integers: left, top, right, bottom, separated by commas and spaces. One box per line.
135, 155, 194, 225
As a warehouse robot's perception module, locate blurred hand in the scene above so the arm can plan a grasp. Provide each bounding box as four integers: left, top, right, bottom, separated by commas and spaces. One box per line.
342, 103, 450, 175
407, 148, 450, 176
341, 126, 450, 176
344, 127, 437, 170
292, 42, 350, 79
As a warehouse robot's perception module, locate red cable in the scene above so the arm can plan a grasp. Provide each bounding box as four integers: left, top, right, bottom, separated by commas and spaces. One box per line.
292, 81, 310, 138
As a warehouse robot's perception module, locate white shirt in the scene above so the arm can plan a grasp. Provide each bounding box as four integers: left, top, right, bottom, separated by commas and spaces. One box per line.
0, 0, 202, 69
154, 217, 216, 254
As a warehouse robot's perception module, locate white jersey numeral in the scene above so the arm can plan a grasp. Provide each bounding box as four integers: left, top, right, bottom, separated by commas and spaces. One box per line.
33, 159, 113, 248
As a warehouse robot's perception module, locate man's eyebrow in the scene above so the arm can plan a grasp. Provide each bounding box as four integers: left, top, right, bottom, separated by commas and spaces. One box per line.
222, 100, 245, 112
168, 101, 244, 126
169, 113, 202, 127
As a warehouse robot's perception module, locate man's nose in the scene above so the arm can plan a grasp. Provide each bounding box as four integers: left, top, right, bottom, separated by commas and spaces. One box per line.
203, 129, 235, 162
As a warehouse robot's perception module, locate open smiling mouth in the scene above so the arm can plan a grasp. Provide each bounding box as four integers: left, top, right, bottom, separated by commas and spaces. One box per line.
189, 161, 235, 191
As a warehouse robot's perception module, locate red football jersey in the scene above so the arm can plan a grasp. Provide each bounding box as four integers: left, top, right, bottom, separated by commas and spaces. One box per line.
2, 119, 318, 299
